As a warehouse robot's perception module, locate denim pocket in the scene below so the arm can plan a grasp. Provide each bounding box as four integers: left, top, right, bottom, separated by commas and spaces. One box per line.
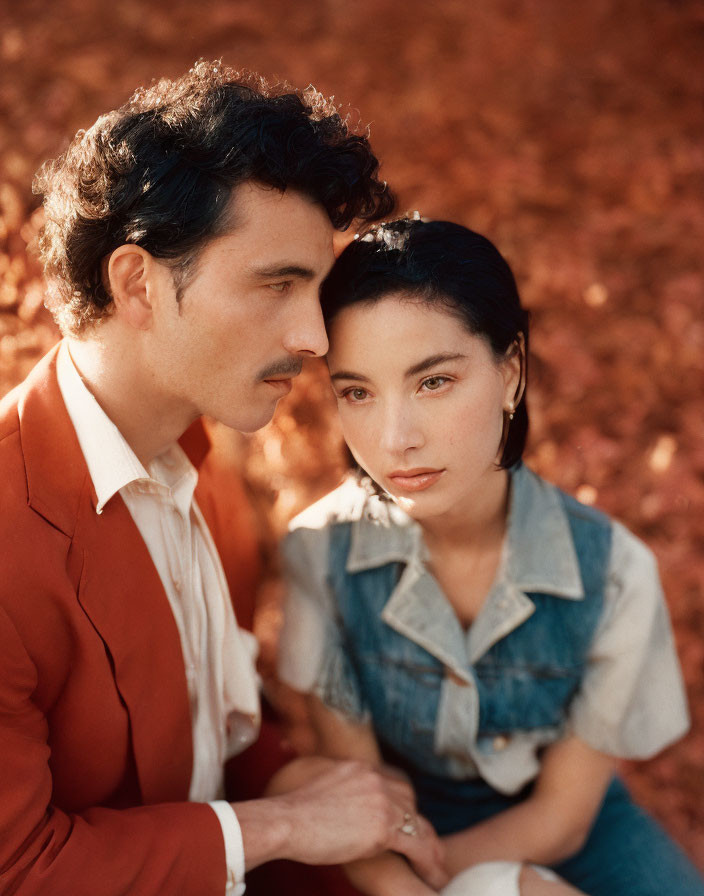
476, 661, 582, 734
356, 650, 442, 762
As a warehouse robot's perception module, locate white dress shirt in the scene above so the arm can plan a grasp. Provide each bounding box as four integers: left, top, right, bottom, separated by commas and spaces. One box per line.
57, 341, 259, 895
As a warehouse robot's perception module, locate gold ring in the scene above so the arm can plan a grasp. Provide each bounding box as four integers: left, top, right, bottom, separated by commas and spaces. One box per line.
399, 811, 418, 836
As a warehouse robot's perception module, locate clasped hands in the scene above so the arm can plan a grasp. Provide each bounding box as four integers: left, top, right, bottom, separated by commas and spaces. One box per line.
264, 755, 449, 889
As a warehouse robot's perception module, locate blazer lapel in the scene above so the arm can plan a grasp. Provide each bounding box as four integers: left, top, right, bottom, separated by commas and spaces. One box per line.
19, 343, 194, 804
75, 494, 194, 803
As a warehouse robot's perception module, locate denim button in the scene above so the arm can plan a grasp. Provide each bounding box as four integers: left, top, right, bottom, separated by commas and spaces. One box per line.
492, 735, 509, 751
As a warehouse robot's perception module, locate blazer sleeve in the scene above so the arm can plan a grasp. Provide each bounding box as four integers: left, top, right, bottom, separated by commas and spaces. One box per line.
0, 604, 227, 896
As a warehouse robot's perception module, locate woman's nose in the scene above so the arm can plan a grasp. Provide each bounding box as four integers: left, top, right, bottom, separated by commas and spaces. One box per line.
380, 405, 425, 456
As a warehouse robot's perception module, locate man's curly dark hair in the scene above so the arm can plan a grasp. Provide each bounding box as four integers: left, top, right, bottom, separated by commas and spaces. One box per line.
34, 60, 395, 335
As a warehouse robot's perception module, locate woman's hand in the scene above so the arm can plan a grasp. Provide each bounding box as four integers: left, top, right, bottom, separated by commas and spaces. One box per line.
399, 810, 448, 889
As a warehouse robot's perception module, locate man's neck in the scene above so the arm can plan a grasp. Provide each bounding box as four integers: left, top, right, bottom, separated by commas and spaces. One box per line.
66, 334, 197, 467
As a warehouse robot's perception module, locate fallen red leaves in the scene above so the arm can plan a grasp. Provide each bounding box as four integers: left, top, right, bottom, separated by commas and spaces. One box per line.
1, 0, 702, 869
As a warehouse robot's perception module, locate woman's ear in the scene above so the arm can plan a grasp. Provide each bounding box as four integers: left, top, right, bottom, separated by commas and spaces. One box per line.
502, 334, 526, 413
105, 245, 156, 330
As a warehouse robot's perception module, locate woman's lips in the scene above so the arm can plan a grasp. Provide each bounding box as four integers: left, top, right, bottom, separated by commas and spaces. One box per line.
387, 468, 445, 492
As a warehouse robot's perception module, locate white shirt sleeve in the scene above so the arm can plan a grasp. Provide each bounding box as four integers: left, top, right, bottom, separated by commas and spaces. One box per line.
277, 526, 331, 693
278, 526, 369, 722
209, 801, 246, 896
568, 521, 690, 757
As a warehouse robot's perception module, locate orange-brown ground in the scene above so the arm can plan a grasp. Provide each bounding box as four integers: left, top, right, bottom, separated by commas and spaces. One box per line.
1, 0, 703, 869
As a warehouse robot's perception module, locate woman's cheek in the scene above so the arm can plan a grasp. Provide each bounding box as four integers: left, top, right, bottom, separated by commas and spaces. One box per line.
340, 413, 366, 457
344, 415, 378, 472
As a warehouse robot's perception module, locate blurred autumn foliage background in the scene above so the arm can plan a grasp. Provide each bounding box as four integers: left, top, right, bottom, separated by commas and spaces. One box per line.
1, 0, 703, 869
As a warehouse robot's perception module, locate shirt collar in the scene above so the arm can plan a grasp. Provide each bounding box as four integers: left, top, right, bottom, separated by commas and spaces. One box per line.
56, 342, 196, 514
346, 463, 584, 600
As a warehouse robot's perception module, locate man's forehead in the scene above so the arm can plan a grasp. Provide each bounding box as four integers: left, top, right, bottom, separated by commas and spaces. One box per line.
226, 180, 329, 228
208, 181, 334, 272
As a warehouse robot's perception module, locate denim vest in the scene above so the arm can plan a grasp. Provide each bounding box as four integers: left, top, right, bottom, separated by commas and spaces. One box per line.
325, 488, 612, 784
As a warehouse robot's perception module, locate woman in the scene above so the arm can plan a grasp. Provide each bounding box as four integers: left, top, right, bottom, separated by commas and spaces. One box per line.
278, 219, 702, 896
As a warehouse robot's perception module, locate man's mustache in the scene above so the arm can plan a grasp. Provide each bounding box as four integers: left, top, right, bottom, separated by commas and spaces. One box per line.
257, 358, 303, 380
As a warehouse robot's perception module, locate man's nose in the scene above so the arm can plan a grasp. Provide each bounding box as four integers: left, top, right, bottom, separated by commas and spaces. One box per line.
283, 290, 329, 358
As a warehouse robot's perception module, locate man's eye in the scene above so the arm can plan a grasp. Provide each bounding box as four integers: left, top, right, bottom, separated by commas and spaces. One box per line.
421, 376, 449, 391
269, 281, 291, 293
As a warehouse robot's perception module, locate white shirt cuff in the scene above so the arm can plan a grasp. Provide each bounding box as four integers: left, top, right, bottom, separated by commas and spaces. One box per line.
209, 801, 246, 896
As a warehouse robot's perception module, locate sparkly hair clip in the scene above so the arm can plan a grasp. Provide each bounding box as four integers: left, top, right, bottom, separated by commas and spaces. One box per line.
353, 211, 426, 250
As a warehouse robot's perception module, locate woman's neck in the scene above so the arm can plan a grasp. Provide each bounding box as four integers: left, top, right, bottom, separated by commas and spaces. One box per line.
420, 468, 511, 555
419, 469, 512, 628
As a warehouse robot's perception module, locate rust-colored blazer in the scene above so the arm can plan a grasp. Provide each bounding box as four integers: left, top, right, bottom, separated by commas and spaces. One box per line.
0, 345, 264, 895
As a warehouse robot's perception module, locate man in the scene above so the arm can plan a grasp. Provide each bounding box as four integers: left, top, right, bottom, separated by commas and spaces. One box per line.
0, 62, 445, 894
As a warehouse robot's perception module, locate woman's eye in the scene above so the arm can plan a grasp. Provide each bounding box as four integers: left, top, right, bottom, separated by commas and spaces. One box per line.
341, 387, 369, 402
421, 376, 450, 391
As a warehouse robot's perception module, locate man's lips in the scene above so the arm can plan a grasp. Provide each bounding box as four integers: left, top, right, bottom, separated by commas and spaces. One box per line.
386, 468, 445, 492
258, 358, 302, 390
262, 376, 294, 394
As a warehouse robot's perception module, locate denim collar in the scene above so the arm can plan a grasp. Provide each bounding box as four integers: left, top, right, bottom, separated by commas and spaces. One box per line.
345, 464, 585, 671
502, 463, 584, 598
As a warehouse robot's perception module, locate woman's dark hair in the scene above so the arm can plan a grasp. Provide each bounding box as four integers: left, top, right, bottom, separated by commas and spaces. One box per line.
34, 60, 395, 335
320, 218, 530, 467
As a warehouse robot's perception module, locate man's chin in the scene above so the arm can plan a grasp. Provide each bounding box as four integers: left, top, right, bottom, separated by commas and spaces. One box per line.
220, 404, 278, 434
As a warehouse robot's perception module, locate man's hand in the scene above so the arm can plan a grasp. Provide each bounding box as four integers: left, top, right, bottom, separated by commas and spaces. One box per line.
234, 757, 447, 887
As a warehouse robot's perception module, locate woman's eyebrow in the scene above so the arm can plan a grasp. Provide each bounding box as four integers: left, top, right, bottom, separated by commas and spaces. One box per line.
405, 353, 466, 377
330, 353, 466, 383
330, 370, 371, 383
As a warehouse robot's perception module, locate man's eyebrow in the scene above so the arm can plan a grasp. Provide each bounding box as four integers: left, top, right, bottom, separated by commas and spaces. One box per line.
405, 353, 466, 377
249, 263, 316, 279
330, 370, 371, 383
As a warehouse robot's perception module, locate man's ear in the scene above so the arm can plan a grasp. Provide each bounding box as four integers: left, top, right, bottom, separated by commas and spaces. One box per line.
106, 245, 161, 330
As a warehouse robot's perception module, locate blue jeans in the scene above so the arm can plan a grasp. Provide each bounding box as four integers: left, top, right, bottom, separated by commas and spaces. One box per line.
553, 777, 704, 896
408, 769, 704, 896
